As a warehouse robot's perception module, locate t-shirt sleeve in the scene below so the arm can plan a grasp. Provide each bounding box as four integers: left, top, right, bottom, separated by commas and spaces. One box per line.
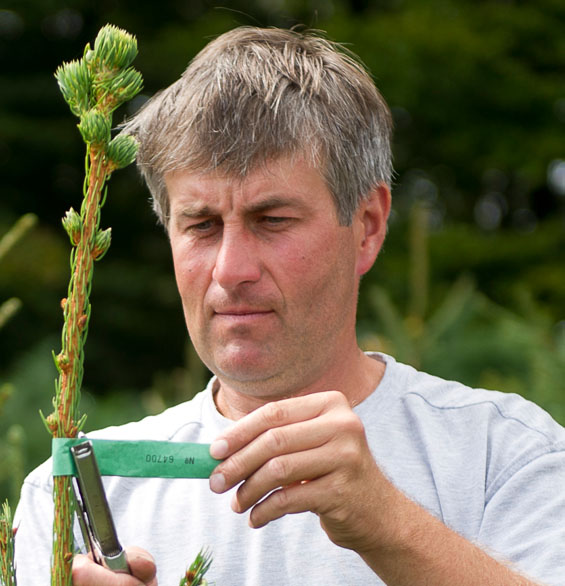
478, 448, 565, 585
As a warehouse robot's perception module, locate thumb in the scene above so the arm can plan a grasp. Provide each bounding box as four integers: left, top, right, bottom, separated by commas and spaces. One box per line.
72, 548, 157, 586
126, 546, 158, 585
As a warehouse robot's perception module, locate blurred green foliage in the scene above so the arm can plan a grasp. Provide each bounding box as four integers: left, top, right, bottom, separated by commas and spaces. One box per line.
0, 0, 564, 505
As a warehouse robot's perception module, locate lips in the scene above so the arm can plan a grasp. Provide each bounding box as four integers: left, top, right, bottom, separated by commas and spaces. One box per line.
212, 302, 273, 314
214, 308, 271, 315
211, 306, 275, 328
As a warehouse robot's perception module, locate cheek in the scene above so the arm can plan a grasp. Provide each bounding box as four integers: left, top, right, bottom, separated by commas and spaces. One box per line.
171, 247, 209, 304
281, 236, 355, 306
171, 249, 190, 289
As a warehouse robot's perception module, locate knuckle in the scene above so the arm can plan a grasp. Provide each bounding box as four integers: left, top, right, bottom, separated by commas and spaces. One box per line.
266, 456, 290, 484
329, 410, 364, 440
326, 389, 348, 406
330, 417, 368, 464
339, 428, 363, 464
263, 427, 289, 454
271, 486, 291, 511
263, 401, 288, 427
344, 412, 365, 436
340, 440, 362, 465
218, 451, 244, 481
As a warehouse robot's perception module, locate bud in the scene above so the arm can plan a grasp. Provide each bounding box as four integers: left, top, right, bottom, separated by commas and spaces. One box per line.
77, 314, 89, 331
78, 108, 111, 146
55, 352, 70, 371
106, 134, 138, 171
61, 207, 82, 245
83, 43, 94, 65
92, 227, 112, 260
92, 24, 138, 73
107, 67, 143, 109
55, 59, 92, 117
40, 411, 59, 435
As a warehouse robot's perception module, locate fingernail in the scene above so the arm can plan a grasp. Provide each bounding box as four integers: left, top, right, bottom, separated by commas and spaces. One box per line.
130, 550, 155, 564
210, 439, 229, 459
209, 472, 226, 493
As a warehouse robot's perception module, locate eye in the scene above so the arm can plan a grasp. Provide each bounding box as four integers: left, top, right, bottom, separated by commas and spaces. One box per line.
186, 218, 221, 235
260, 215, 291, 228
191, 219, 213, 230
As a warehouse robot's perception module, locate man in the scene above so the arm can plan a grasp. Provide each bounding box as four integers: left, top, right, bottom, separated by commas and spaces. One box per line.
14, 26, 565, 585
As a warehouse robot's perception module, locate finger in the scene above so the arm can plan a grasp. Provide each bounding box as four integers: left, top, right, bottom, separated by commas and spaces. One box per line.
125, 547, 158, 585
247, 476, 329, 528
247, 460, 381, 538
232, 410, 367, 513
72, 554, 139, 585
72, 547, 157, 586
232, 444, 334, 513
210, 390, 346, 460
212, 415, 334, 494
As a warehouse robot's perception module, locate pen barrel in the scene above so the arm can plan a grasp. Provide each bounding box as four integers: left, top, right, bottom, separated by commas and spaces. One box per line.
71, 440, 131, 575
101, 548, 130, 574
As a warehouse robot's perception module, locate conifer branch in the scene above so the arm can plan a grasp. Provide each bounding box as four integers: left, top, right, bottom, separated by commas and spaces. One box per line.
47, 24, 142, 586
44, 24, 212, 586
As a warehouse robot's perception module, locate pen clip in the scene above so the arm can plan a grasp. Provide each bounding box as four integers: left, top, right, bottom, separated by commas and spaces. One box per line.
70, 439, 130, 574
71, 478, 98, 562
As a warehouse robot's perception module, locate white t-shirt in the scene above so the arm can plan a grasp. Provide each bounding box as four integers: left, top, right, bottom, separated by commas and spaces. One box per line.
14, 353, 565, 585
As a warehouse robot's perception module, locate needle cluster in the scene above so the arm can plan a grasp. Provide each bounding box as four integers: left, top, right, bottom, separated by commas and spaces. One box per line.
179, 548, 213, 586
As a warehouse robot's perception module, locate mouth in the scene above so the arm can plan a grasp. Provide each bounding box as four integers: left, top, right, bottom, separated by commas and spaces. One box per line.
214, 308, 273, 316
212, 308, 275, 324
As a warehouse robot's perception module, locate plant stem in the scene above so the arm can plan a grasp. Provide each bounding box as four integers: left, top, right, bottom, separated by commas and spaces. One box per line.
49, 149, 110, 586
0, 501, 16, 586
47, 23, 143, 586
50, 477, 73, 586
55, 150, 107, 435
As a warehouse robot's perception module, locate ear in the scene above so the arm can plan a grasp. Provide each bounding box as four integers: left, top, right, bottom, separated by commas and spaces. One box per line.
353, 183, 391, 277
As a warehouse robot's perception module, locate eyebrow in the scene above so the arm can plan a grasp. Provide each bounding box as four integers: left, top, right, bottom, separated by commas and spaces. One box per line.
246, 196, 308, 215
176, 204, 217, 219
175, 195, 308, 219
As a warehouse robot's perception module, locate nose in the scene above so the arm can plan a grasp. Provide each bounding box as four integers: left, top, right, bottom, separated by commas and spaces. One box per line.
212, 226, 261, 290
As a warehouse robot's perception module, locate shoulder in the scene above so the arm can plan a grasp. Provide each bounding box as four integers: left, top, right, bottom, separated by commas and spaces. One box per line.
371, 351, 565, 444
364, 353, 565, 492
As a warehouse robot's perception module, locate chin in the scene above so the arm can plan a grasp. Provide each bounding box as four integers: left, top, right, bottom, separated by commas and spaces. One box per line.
217, 363, 276, 384
213, 357, 284, 391
213, 345, 271, 372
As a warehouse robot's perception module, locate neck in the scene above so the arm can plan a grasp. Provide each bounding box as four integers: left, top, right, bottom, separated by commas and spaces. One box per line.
213, 349, 385, 420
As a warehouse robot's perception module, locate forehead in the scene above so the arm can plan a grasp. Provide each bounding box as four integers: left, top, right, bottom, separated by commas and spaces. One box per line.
164, 156, 336, 216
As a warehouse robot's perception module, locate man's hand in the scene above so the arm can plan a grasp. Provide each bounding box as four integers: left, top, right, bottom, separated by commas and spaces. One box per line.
72, 547, 157, 586
209, 390, 392, 554
209, 390, 542, 586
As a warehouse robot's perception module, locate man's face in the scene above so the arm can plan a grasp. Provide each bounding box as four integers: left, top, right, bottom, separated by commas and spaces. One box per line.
165, 157, 366, 399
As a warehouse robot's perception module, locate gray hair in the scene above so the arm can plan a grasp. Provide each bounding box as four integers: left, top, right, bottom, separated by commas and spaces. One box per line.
122, 26, 393, 226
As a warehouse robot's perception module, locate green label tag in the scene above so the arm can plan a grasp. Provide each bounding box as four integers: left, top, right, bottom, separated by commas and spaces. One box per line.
52, 438, 220, 479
